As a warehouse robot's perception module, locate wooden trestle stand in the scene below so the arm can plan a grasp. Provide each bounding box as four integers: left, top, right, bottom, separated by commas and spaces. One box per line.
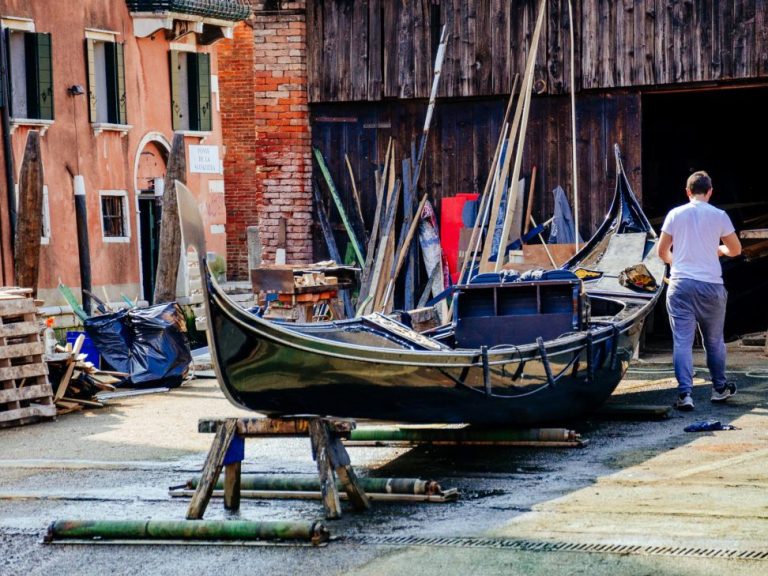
187, 417, 371, 520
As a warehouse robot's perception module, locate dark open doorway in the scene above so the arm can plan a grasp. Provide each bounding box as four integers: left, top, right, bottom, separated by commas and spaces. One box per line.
136, 141, 168, 304
642, 86, 768, 340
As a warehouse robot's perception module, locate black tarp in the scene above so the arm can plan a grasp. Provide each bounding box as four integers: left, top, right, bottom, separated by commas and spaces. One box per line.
84, 302, 192, 388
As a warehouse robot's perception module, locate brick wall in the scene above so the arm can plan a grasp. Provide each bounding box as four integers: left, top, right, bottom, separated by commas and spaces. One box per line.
218, 1, 312, 280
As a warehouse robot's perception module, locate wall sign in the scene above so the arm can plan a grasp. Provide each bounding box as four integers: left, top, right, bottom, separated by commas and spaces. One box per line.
188, 145, 221, 174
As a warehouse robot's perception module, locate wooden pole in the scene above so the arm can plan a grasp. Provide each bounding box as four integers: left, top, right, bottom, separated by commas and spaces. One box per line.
15, 131, 44, 295
496, 0, 547, 272
568, 0, 580, 252
153, 132, 186, 304
345, 154, 368, 246
410, 25, 449, 195
524, 165, 537, 235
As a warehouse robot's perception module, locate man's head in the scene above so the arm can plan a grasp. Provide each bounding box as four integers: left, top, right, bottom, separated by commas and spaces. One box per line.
686, 170, 713, 201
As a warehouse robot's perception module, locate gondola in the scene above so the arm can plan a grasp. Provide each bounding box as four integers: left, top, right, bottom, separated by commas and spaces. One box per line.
177, 145, 666, 426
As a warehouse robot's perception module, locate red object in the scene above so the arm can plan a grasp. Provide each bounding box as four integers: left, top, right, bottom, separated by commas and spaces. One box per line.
441, 193, 479, 284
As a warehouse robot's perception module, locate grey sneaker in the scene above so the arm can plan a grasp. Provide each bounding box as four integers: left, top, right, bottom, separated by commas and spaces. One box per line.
711, 382, 737, 403
675, 393, 695, 411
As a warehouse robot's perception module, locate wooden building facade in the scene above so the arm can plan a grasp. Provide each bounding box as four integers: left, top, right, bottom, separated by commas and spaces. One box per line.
307, 0, 768, 245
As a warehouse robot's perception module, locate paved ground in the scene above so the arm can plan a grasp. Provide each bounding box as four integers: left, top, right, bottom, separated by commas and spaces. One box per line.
1, 342, 767, 575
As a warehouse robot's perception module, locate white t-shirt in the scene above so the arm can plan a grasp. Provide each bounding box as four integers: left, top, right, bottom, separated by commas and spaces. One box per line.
661, 199, 735, 284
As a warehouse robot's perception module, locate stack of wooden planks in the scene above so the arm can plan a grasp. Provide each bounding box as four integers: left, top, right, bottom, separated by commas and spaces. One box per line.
0, 288, 56, 428
48, 334, 124, 414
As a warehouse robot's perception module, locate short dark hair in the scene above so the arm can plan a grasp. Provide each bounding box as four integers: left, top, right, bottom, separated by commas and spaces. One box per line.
686, 171, 712, 195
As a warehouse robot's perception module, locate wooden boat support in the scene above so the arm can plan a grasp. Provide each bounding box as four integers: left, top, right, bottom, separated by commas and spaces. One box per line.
189, 416, 371, 520
176, 144, 666, 428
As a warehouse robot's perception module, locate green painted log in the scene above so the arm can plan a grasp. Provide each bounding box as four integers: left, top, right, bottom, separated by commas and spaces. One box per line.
347, 427, 576, 443
186, 475, 435, 495
45, 519, 329, 545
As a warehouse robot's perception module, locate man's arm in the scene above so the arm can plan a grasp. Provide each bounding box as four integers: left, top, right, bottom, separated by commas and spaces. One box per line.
657, 231, 674, 264
718, 232, 742, 257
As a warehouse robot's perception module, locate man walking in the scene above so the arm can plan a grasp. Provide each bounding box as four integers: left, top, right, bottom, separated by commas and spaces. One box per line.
657, 170, 742, 411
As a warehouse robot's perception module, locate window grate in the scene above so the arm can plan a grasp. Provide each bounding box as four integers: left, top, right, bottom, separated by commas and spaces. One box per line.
101, 195, 126, 238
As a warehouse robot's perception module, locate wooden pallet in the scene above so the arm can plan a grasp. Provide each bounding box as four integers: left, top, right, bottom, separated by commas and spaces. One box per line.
0, 290, 55, 428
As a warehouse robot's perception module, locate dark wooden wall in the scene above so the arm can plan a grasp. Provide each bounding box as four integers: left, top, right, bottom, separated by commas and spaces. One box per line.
307, 0, 768, 102
312, 92, 641, 249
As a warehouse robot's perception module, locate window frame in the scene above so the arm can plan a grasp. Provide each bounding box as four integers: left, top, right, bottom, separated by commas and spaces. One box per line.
98, 190, 131, 243
4, 25, 54, 122
85, 29, 128, 128
169, 48, 212, 133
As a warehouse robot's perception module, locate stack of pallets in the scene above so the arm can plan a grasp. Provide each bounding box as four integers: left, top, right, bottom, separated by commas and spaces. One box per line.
0, 288, 55, 427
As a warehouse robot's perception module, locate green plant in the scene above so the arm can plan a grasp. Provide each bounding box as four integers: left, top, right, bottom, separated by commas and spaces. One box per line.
209, 254, 226, 282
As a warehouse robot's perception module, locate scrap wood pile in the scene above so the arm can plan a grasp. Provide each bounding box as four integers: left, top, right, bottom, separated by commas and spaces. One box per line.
312, 5, 580, 325
0, 288, 56, 428
47, 333, 127, 415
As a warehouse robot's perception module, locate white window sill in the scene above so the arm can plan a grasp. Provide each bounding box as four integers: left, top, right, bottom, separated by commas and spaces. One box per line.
102, 237, 131, 244
41, 237, 50, 245
176, 130, 212, 141
92, 123, 132, 137
9, 118, 54, 135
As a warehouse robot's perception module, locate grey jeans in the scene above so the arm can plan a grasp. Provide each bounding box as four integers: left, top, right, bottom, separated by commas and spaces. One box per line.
665, 278, 728, 394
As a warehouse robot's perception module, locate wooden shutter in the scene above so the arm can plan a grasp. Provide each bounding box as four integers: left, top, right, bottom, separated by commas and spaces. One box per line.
196, 52, 211, 132
115, 42, 126, 124
26, 32, 53, 120
85, 39, 98, 122
169, 50, 182, 130
104, 42, 118, 124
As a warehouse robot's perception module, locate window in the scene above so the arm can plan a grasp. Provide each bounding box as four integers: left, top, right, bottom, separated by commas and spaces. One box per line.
85, 32, 127, 125
169, 50, 211, 131
99, 191, 130, 242
5, 29, 54, 120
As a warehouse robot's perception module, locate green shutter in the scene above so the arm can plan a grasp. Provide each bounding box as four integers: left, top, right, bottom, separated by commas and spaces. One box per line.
104, 42, 118, 124
115, 42, 127, 125
85, 39, 98, 122
169, 50, 182, 130
28, 32, 53, 120
196, 52, 211, 132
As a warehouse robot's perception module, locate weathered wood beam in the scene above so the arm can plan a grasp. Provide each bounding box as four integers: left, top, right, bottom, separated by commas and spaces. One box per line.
15, 131, 44, 294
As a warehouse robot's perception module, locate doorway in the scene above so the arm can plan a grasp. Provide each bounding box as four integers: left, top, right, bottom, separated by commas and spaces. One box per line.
135, 140, 168, 303
642, 86, 768, 339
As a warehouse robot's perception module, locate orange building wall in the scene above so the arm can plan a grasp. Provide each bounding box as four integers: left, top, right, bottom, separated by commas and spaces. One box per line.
0, 0, 231, 305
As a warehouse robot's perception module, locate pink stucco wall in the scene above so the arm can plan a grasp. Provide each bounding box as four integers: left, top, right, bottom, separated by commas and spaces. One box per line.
0, 0, 231, 305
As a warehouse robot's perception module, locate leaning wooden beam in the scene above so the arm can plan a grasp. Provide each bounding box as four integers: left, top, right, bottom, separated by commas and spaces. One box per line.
495, 0, 547, 273
363, 180, 401, 315
380, 193, 429, 311
15, 131, 44, 295
358, 139, 393, 306
523, 165, 538, 235
154, 133, 186, 304
313, 148, 365, 268
410, 24, 449, 194
345, 154, 368, 246
456, 75, 519, 285
187, 418, 237, 520
312, 182, 354, 318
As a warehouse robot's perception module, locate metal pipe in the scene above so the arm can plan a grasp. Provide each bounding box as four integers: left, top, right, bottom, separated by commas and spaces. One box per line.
348, 427, 577, 443
45, 519, 329, 546
185, 475, 439, 496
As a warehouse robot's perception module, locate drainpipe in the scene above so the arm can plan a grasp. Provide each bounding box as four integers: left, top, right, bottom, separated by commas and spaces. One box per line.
68, 166, 92, 315
0, 30, 16, 283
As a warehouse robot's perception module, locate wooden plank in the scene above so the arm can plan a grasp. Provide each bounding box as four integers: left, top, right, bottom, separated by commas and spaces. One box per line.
0, 321, 39, 339
0, 363, 48, 382
740, 229, 768, 239
15, 131, 44, 296
0, 403, 56, 424
733, 0, 756, 79
758, 0, 768, 76
198, 417, 355, 436
186, 418, 237, 520
0, 383, 52, 404
491, 0, 510, 93
223, 461, 241, 512
153, 133, 186, 304
0, 341, 44, 361
367, 0, 383, 100
0, 297, 37, 317
53, 334, 83, 402
306, 0, 322, 102
309, 418, 342, 519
